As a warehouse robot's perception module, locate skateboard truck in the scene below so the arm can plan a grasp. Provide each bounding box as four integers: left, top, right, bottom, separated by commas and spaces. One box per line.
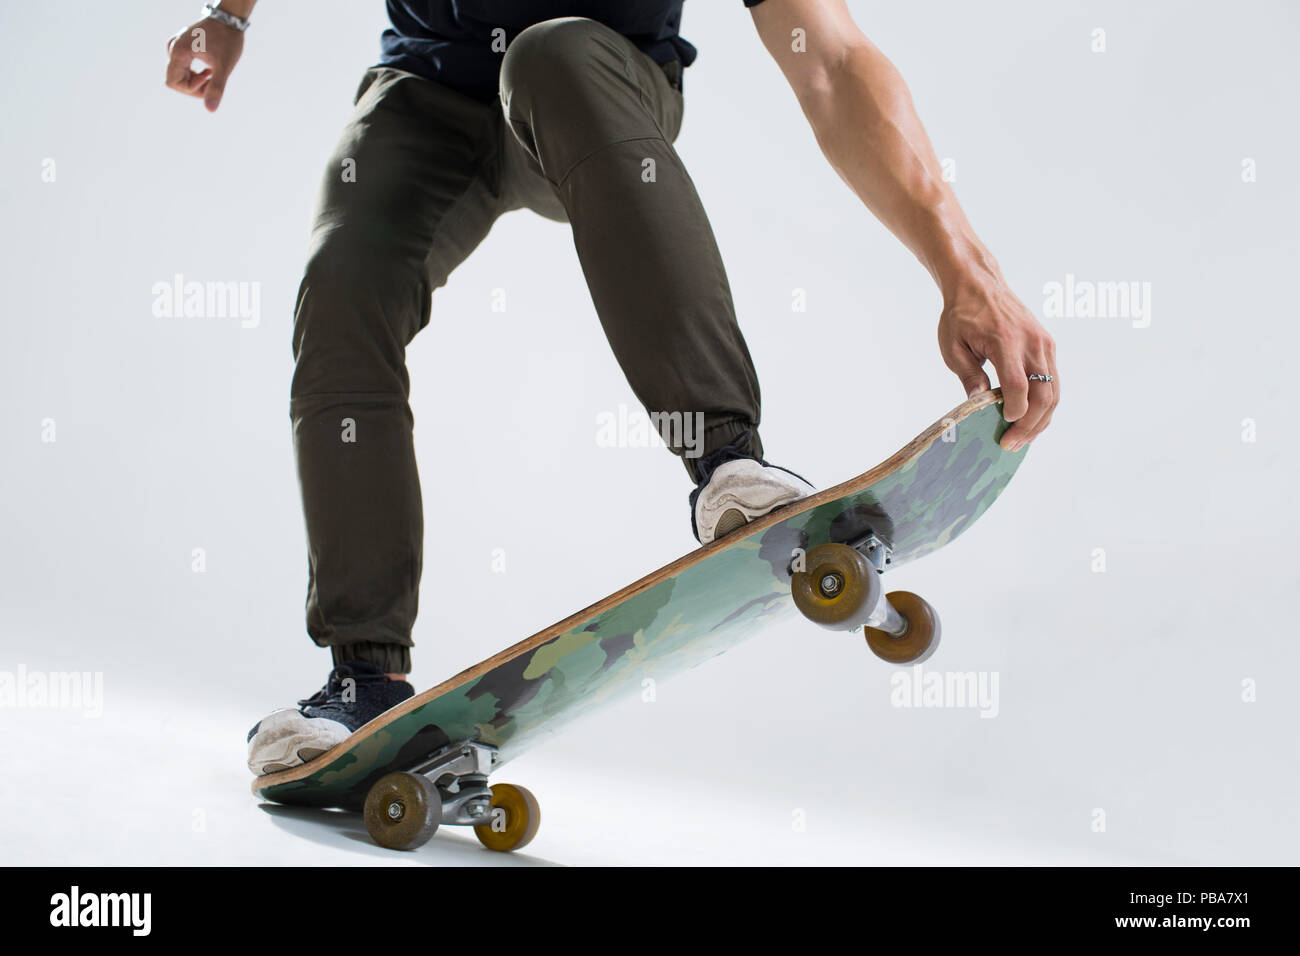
410, 740, 498, 825
361, 740, 541, 853
842, 531, 908, 634
789, 532, 942, 665
848, 531, 894, 572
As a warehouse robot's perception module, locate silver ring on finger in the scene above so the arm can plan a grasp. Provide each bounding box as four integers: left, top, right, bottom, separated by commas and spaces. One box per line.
1028, 373, 1054, 383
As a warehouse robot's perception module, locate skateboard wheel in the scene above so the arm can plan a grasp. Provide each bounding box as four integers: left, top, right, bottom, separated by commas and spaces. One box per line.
363, 772, 441, 851
864, 591, 941, 664
790, 542, 879, 630
474, 783, 541, 853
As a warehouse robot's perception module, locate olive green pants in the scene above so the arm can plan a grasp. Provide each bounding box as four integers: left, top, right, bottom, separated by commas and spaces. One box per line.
291, 18, 763, 672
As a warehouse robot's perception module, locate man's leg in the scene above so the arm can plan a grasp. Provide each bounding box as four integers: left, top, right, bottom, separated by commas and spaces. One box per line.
498, 18, 764, 481
291, 67, 505, 674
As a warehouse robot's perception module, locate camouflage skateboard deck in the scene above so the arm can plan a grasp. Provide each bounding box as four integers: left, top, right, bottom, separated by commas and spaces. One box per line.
254, 389, 1025, 812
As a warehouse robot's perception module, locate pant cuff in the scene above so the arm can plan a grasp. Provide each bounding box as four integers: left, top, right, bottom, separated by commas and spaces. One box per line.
683, 418, 763, 483
332, 641, 412, 675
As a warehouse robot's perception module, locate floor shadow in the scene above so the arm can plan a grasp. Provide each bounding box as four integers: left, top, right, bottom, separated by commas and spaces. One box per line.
257, 803, 560, 866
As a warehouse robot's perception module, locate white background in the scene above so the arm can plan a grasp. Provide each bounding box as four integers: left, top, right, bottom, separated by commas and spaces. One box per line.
2, 0, 1296, 865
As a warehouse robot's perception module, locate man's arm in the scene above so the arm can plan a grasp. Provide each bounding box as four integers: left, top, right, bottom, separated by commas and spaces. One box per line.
165, 0, 257, 112
751, 0, 1056, 450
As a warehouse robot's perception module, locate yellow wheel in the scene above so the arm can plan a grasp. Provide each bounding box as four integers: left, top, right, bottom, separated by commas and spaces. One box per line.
474, 783, 541, 853
363, 772, 441, 851
864, 591, 941, 664
790, 542, 878, 630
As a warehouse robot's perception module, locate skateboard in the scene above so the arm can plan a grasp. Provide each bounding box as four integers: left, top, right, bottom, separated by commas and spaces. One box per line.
253, 388, 1027, 852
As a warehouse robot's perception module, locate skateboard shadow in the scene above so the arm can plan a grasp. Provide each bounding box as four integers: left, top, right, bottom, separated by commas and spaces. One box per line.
257, 803, 559, 866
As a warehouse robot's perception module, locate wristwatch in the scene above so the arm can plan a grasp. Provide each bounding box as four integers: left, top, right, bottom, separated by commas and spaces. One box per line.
201, 2, 251, 32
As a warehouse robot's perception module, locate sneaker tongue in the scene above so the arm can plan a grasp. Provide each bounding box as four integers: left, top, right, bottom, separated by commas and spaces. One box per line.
327, 660, 389, 693
324, 664, 353, 692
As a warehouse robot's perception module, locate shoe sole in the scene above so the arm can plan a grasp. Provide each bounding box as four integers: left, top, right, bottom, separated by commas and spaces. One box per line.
714, 508, 750, 538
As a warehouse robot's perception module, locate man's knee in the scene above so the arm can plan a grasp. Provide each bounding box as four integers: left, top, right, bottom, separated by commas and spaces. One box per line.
500, 17, 606, 106
291, 240, 430, 391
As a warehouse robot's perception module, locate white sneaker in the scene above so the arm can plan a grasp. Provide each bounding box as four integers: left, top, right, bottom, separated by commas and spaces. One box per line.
246, 661, 413, 776
246, 708, 352, 776
691, 456, 815, 544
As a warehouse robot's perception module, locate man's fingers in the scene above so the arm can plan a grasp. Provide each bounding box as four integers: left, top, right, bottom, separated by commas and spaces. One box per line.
1021, 345, 1061, 445
169, 69, 211, 96
165, 47, 197, 92
990, 342, 1029, 441
166, 43, 215, 95
960, 367, 991, 399
942, 341, 992, 399
1001, 349, 1057, 450
1023, 361, 1060, 445
1011, 382, 1051, 448
1047, 342, 1061, 411
203, 74, 228, 112
956, 362, 991, 399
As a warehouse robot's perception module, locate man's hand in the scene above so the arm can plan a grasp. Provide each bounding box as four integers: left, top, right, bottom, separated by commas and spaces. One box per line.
938, 269, 1058, 452
165, 16, 245, 112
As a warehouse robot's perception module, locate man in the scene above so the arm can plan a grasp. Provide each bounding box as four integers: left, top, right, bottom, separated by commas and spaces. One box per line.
165, 1, 1058, 776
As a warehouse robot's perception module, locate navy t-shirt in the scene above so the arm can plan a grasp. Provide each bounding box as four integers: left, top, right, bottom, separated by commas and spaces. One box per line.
379, 1, 767, 102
